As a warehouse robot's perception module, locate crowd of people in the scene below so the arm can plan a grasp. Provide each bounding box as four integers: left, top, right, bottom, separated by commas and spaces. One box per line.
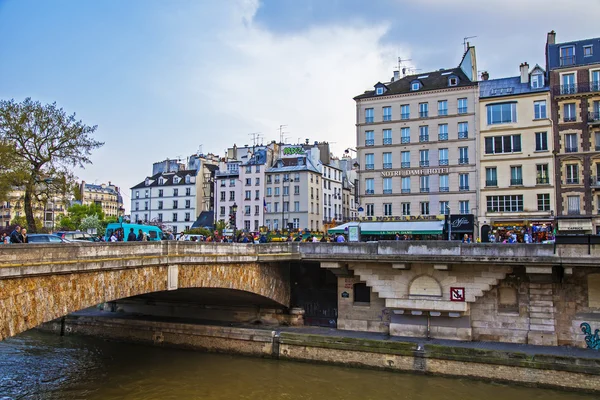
1, 225, 28, 244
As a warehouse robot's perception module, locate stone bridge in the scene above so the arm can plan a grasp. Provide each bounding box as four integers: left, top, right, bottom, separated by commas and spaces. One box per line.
1, 241, 599, 345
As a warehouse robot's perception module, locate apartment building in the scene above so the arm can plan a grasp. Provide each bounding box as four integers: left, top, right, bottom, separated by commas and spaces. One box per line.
353, 46, 478, 237
214, 160, 242, 230
547, 31, 600, 234
79, 181, 124, 218
478, 63, 555, 242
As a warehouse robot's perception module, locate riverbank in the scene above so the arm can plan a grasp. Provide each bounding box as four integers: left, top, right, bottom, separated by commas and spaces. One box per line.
39, 313, 600, 393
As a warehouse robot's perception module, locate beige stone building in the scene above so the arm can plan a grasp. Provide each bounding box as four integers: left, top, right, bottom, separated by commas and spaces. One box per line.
478, 63, 555, 242
0, 188, 67, 229
80, 181, 124, 218
353, 46, 479, 238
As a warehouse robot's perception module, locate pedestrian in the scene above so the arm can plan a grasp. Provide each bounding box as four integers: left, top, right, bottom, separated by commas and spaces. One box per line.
178, 232, 186, 241
462, 234, 469, 243
320, 235, 327, 243
336, 234, 346, 243
110, 231, 118, 242
167, 230, 175, 240
524, 232, 531, 244
1, 232, 7, 244
395, 233, 400, 240
312, 235, 319, 243
21, 228, 28, 243
137, 229, 146, 241
127, 228, 137, 242
9, 225, 23, 244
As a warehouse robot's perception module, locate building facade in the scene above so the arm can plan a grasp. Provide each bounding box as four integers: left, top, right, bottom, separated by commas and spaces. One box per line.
80, 181, 124, 218
547, 31, 600, 234
354, 46, 479, 237
478, 63, 555, 242
214, 160, 242, 231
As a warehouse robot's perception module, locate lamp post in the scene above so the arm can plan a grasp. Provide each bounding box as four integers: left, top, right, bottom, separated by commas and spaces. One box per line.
446, 205, 451, 241
231, 202, 238, 237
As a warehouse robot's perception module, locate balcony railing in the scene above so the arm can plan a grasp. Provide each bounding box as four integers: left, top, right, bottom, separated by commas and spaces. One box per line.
564, 116, 576, 122
486, 179, 497, 187
567, 209, 581, 215
383, 138, 392, 145
365, 164, 374, 170
439, 159, 448, 166
420, 188, 430, 193
419, 111, 428, 118
566, 178, 579, 184
438, 109, 448, 116
365, 139, 374, 146
459, 185, 470, 191
510, 178, 523, 185
401, 162, 410, 168
365, 117, 374, 124
383, 189, 392, 194
458, 131, 469, 139
401, 189, 411, 194
537, 176, 549, 184
552, 82, 600, 96
438, 133, 448, 141
439, 186, 449, 192
401, 137, 410, 144
459, 157, 469, 164
565, 146, 578, 153
458, 107, 468, 114
365, 189, 374, 195
419, 135, 429, 142
401, 113, 410, 120
590, 176, 600, 187
591, 82, 600, 92
589, 111, 600, 122
560, 56, 576, 66
383, 163, 393, 169
383, 115, 392, 122
419, 160, 429, 167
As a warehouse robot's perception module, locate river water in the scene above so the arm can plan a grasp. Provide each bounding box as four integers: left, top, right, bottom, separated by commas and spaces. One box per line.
0, 330, 596, 400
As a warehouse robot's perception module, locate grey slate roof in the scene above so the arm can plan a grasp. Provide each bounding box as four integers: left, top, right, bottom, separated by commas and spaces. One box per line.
130, 169, 197, 190
266, 157, 320, 174
479, 76, 549, 99
354, 67, 476, 100
548, 37, 600, 70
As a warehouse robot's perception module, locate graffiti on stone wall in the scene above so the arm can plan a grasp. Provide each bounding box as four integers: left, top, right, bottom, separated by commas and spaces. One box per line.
580, 322, 600, 349
379, 308, 391, 326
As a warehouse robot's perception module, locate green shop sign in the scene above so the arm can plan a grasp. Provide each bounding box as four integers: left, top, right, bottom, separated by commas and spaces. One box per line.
283, 146, 305, 156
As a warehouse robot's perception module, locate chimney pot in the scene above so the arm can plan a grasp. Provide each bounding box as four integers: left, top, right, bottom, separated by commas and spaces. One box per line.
481, 71, 489, 81
547, 30, 556, 45
520, 62, 529, 84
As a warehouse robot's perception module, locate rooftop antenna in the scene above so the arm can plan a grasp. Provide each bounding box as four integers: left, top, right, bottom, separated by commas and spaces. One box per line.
248, 132, 261, 147
463, 36, 477, 52
278, 124, 288, 158
397, 57, 413, 77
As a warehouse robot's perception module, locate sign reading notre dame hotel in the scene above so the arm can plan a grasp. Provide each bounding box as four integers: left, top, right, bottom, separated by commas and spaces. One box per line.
354, 45, 479, 220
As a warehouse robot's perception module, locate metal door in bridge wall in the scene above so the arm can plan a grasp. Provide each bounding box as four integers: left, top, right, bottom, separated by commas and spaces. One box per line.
290, 263, 338, 328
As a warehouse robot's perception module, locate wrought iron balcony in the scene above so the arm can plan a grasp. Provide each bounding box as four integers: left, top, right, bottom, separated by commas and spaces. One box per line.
459, 157, 469, 165
537, 177, 549, 184
566, 178, 579, 184
419, 160, 429, 167
365, 189, 374, 195
438, 133, 448, 141
510, 178, 523, 185
383, 189, 392, 194
459, 185, 470, 191
565, 146, 578, 153
365, 139, 374, 146
383, 163, 393, 169
564, 116, 576, 122
419, 135, 429, 142
591, 82, 600, 92
419, 111, 428, 118
401, 162, 410, 168
401, 189, 411, 194
401, 137, 410, 144
590, 175, 600, 187
365, 117, 374, 124
560, 56, 576, 66
458, 131, 469, 139
365, 164, 374, 170
383, 138, 392, 145
439, 186, 449, 192
567, 209, 581, 215
439, 159, 448, 166
589, 112, 600, 123
486, 179, 497, 187
420, 188, 430, 193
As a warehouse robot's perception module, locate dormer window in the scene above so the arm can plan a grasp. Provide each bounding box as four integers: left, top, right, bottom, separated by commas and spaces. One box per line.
411, 81, 421, 91
376, 87, 384, 95
185, 175, 190, 184
173, 176, 179, 184
158, 177, 164, 185
531, 73, 544, 89
145, 178, 150, 186
448, 76, 458, 86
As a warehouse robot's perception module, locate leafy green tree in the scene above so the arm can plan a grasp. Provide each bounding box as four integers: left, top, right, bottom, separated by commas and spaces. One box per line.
65, 203, 105, 228
80, 215, 104, 235
58, 216, 76, 231
11, 215, 42, 231
0, 98, 103, 232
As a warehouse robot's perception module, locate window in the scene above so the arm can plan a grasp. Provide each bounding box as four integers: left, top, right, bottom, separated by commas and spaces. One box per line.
383, 106, 392, 121
411, 82, 420, 91
354, 283, 370, 303
438, 148, 448, 166
438, 124, 448, 141
244, 190, 250, 200
173, 200, 178, 209
256, 165, 261, 173
365, 178, 374, 195
563, 103, 576, 122
486, 168, 497, 186
294, 186, 300, 195
274, 187, 280, 196
537, 164, 549, 184
158, 189, 163, 197
420, 175, 429, 193
532, 100, 546, 120
459, 200, 469, 214
566, 164, 579, 184
531, 73, 544, 89
439, 201, 449, 215
420, 201, 430, 215
366, 203, 374, 217
283, 186, 289, 196
459, 173, 469, 191
365, 153, 374, 170
293, 218, 300, 229
584, 45, 593, 57
229, 191, 235, 201
535, 132, 548, 151
459, 147, 469, 164
186, 187, 191, 196
383, 129, 392, 145
510, 166, 523, 185
561, 73, 576, 94
484, 135, 522, 154
401, 177, 411, 193
185, 200, 191, 208
486, 195, 524, 212
255, 205, 260, 215
383, 152, 392, 169
448, 76, 458, 86
458, 98, 467, 114
487, 103, 517, 124
567, 196, 580, 215
565, 133, 578, 152
438, 100, 448, 116
255, 190, 260, 199
158, 200, 164, 210
401, 151, 410, 168
383, 177, 392, 194
419, 125, 429, 142
220, 192, 226, 201
246, 166, 252, 173
365, 130, 374, 146
365, 108, 374, 123
458, 122, 468, 139
172, 213, 178, 222
419, 102, 428, 118
401, 104, 410, 120
283, 202, 289, 212
560, 46, 575, 66
266, 187, 272, 197
376, 87, 384, 95
173, 189, 178, 197
592, 71, 600, 92
135, 190, 139, 199
158, 213, 163, 222
537, 194, 551, 211
401, 127, 410, 144
439, 174, 449, 192
274, 202, 279, 212
294, 201, 300, 212
384, 203, 392, 216
419, 149, 429, 167
255, 178, 260, 186
185, 212, 191, 222
402, 202, 410, 216
135, 202, 139, 211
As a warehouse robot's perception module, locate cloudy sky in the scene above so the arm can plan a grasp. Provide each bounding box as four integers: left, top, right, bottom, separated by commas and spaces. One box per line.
1, 0, 599, 211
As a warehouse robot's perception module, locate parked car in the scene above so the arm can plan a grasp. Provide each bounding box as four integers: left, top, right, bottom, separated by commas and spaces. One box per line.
27, 234, 70, 244
53, 231, 99, 243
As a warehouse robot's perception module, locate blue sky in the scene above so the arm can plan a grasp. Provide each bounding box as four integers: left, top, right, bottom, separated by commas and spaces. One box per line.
1, 0, 599, 210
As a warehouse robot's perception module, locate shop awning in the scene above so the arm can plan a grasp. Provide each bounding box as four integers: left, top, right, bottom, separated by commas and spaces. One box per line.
328, 220, 444, 235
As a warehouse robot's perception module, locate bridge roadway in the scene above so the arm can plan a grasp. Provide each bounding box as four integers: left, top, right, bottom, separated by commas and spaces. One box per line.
0, 241, 598, 342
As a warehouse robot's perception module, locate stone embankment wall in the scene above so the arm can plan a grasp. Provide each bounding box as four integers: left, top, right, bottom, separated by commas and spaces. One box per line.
39, 316, 600, 393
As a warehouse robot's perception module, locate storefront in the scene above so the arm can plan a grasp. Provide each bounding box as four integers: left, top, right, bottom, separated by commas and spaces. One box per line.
557, 218, 593, 235
447, 214, 475, 241
485, 219, 555, 243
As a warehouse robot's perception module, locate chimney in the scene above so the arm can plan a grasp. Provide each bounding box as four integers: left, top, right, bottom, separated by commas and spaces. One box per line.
520, 62, 529, 84
481, 71, 489, 81
547, 30, 556, 45
393, 70, 400, 81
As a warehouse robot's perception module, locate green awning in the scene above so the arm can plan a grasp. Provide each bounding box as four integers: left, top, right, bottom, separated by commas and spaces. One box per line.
328, 221, 444, 235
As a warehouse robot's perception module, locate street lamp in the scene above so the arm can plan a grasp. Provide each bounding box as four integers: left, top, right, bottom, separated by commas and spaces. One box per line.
231, 202, 238, 236
446, 205, 451, 241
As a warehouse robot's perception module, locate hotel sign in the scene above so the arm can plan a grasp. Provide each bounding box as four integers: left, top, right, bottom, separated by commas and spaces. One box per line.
381, 168, 449, 177
347, 215, 445, 222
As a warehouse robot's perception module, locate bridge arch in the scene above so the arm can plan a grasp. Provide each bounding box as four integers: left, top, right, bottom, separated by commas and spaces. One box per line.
0, 263, 289, 341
